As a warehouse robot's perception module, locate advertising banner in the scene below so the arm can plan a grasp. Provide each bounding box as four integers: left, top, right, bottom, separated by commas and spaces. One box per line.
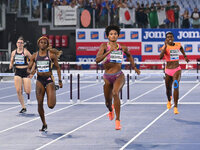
54, 6, 77, 26
76, 29, 200, 69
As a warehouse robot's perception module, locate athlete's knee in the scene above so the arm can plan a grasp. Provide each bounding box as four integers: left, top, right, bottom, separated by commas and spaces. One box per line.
16, 89, 22, 95
112, 90, 119, 98
48, 103, 55, 109
173, 80, 179, 89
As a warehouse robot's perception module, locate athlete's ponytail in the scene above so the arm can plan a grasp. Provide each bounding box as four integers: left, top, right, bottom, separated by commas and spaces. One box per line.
37, 36, 62, 58
47, 46, 63, 58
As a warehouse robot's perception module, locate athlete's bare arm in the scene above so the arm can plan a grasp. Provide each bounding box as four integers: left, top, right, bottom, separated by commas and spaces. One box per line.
27, 53, 36, 74
96, 43, 112, 63
122, 44, 140, 75
50, 53, 63, 88
180, 46, 189, 63
9, 50, 16, 70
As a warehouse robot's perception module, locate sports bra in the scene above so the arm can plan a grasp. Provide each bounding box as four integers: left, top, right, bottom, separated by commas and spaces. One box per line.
35, 51, 52, 73
103, 43, 124, 64
162, 42, 181, 62
14, 49, 28, 66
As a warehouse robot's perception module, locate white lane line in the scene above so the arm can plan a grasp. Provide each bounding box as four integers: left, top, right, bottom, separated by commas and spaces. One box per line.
130, 84, 164, 102
0, 105, 21, 113
0, 82, 101, 113
34, 84, 163, 150
0, 86, 15, 91
35, 112, 108, 150
0, 92, 104, 134
119, 82, 200, 150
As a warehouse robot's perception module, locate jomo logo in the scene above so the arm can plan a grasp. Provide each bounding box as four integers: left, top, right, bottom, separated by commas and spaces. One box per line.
77, 31, 86, 39
158, 44, 164, 52
143, 30, 167, 40
91, 31, 99, 39
131, 31, 139, 39
119, 31, 125, 39
177, 31, 200, 39
184, 44, 193, 52
144, 44, 153, 52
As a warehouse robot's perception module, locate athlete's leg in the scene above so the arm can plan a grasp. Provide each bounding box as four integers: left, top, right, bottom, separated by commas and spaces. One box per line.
14, 76, 26, 109
112, 73, 125, 121
23, 77, 31, 103
46, 82, 56, 109
103, 79, 113, 111
173, 70, 181, 108
36, 80, 46, 128
165, 74, 173, 101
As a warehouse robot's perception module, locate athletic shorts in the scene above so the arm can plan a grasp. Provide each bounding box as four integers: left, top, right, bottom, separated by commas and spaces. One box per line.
37, 75, 53, 88
15, 68, 29, 78
165, 66, 181, 77
103, 71, 123, 84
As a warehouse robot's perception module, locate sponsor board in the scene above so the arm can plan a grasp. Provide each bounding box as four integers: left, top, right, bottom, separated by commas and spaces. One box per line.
76, 42, 141, 55
76, 29, 141, 42
76, 55, 141, 69
142, 29, 200, 42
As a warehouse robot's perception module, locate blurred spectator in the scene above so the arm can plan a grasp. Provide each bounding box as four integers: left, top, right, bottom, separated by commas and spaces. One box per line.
181, 9, 190, 28
110, 0, 119, 26
172, 1, 180, 28
21, 0, 30, 15
157, 5, 166, 28
32, 0, 40, 18
42, 0, 53, 22
139, 3, 148, 28
149, 3, 158, 28
165, 0, 174, 28
95, 0, 101, 28
61, 0, 68, 5
52, 0, 61, 6
70, 0, 76, 8
99, 0, 110, 28
191, 7, 200, 28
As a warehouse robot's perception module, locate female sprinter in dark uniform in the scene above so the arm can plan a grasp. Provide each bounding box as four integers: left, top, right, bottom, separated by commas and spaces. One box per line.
160, 32, 189, 114
27, 36, 63, 131
96, 25, 140, 130
9, 36, 32, 113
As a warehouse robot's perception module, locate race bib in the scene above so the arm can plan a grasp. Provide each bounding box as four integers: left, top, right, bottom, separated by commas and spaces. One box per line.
110, 51, 123, 63
15, 54, 25, 64
37, 61, 49, 72
170, 49, 179, 60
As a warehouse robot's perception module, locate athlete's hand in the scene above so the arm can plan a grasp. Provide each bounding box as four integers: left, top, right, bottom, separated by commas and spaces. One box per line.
108, 48, 115, 53
9, 65, 12, 70
135, 68, 141, 75
185, 56, 189, 63
59, 81, 63, 88
29, 74, 33, 79
164, 39, 168, 46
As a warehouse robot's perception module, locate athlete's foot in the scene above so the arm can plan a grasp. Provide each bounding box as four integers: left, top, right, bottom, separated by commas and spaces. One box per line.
115, 120, 121, 130
19, 108, 27, 113
39, 124, 47, 132
107, 104, 114, 121
174, 107, 179, 114
167, 101, 172, 109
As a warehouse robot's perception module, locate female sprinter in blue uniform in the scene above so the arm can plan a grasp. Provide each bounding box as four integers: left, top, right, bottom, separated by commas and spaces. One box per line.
96, 25, 140, 130
9, 37, 32, 113
27, 36, 63, 131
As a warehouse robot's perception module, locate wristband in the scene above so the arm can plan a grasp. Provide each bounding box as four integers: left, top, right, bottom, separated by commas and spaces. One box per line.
59, 80, 62, 83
